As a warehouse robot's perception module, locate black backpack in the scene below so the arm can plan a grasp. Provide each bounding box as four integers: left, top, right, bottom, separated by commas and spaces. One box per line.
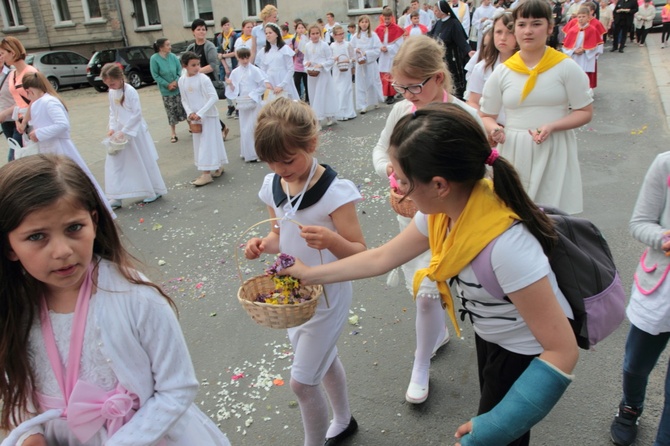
470, 206, 626, 350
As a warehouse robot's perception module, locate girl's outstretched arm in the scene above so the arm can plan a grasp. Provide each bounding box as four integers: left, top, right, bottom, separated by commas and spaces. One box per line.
300, 201, 366, 259
285, 217, 429, 285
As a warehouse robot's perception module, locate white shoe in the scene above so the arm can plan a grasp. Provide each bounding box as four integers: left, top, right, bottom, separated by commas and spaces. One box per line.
431, 329, 451, 358
662, 43, 666, 49
109, 199, 122, 210
406, 381, 429, 404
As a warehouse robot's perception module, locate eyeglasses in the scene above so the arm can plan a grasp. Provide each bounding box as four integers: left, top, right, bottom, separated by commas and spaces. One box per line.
391, 76, 433, 95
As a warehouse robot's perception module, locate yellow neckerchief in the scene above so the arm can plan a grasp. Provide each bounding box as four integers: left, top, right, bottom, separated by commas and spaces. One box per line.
284, 33, 294, 41
223, 29, 234, 49
413, 179, 520, 336
240, 33, 252, 42
503, 46, 568, 103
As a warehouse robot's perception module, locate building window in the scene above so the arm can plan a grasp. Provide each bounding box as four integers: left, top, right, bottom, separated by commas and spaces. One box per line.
347, 0, 385, 11
52, 0, 72, 23
133, 0, 161, 26
83, 0, 102, 20
0, 0, 23, 28
184, 0, 213, 22
246, 0, 276, 17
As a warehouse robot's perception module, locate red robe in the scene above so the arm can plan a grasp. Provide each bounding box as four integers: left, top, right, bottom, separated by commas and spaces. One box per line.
404, 24, 429, 35
562, 22, 603, 50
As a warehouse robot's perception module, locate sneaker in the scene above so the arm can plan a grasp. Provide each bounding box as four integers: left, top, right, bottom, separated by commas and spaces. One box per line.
610, 404, 642, 446
662, 43, 666, 48
109, 199, 122, 210
234, 110, 239, 119
226, 106, 235, 118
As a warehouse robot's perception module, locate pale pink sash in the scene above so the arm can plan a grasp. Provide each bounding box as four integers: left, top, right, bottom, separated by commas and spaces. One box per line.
38, 263, 140, 443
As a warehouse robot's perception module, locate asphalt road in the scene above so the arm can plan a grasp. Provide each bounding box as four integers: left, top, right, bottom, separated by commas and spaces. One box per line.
8, 38, 670, 445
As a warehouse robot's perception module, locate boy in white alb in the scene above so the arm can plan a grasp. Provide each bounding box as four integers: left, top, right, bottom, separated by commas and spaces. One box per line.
225, 48, 271, 162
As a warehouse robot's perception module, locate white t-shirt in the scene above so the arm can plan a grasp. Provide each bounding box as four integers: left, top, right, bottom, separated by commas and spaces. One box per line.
414, 211, 573, 355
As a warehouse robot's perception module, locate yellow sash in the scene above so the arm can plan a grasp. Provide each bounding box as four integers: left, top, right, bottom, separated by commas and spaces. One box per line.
240, 34, 252, 42
413, 179, 519, 336
503, 46, 568, 103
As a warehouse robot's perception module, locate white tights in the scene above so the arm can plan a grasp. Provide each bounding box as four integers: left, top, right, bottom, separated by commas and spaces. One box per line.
291, 356, 351, 446
411, 294, 447, 387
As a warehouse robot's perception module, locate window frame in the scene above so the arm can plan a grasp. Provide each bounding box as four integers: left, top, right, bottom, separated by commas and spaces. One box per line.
133, 0, 162, 30
245, 0, 277, 18
347, 0, 387, 15
0, 0, 25, 30
82, 0, 105, 23
51, 0, 74, 25
183, 0, 214, 26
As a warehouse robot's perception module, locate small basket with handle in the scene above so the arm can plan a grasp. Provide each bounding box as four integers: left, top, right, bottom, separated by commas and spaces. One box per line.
390, 188, 418, 218
235, 217, 328, 329
336, 55, 350, 72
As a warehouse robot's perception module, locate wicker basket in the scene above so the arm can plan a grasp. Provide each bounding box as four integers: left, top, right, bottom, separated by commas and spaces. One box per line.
390, 188, 417, 218
336, 55, 350, 72
237, 275, 323, 329
235, 217, 329, 329
307, 69, 320, 77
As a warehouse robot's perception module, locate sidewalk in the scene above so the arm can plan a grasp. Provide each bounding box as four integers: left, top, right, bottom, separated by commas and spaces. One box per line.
646, 31, 670, 129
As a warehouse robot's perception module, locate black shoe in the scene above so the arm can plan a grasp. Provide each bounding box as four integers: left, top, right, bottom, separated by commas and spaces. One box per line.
386, 96, 395, 105
226, 106, 235, 118
610, 404, 641, 446
619, 48, 624, 53
610, 47, 618, 52
324, 417, 358, 446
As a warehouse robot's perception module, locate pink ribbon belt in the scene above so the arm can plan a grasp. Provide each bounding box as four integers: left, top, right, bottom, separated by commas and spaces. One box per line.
38, 381, 139, 443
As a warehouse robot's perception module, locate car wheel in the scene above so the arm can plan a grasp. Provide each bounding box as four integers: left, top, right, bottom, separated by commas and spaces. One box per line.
48, 77, 59, 92
128, 71, 142, 89
93, 84, 109, 92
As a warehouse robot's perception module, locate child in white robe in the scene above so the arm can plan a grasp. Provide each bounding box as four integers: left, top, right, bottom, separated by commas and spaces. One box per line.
178, 51, 228, 187
330, 25, 357, 121
304, 23, 338, 126
100, 63, 167, 210
0, 154, 231, 446
225, 47, 271, 162
350, 15, 384, 113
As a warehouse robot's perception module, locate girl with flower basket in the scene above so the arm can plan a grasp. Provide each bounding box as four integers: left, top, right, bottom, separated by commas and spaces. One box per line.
244, 98, 366, 446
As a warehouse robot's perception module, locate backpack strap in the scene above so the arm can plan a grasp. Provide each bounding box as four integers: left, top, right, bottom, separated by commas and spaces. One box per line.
470, 237, 506, 299
470, 221, 521, 300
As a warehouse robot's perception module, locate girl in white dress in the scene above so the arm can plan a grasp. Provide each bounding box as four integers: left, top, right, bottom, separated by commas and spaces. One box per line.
465, 11, 517, 126
234, 19, 257, 65
480, 0, 593, 215
330, 25, 357, 121
224, 47, 271, 162
19, 72, 113, 218
178, 52, 228, 187
0, 154, 231, 446
350, 15, 384, 113
244, 98, 365, 446
304, 23, 338, 126
100, 63, 167, 210
256, 23, 300, 101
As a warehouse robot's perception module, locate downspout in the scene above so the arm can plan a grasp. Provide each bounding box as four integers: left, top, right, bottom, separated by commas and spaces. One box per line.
113, 0, 129, 46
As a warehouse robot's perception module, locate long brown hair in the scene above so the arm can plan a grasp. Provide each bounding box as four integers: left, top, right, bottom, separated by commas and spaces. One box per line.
100, 63, 126, 107
0, 154, 175, 430
21, 71, 67, 110
481, 11, 517, 71
389, 103, 557, 254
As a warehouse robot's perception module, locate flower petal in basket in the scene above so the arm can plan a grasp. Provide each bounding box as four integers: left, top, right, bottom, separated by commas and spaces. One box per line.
237, 275, 323, 329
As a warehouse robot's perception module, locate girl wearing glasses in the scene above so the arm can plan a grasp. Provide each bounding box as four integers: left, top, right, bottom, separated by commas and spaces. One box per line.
371, 35, 483, 405
480, 0, 593, 215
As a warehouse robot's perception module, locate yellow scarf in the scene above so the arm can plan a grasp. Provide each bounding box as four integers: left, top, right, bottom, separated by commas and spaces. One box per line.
240, 34, 252, 42
223, 29, 233, 50
284, 33, 294, 41
503, 46, 568, 103
413, 179, 519, 337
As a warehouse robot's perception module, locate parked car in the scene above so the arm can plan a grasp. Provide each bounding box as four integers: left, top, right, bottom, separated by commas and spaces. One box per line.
86, 46, 154, 92
26, 50, 90, 92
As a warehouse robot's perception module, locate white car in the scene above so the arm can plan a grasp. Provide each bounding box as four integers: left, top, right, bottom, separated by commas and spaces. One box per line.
26, 50, 90, 92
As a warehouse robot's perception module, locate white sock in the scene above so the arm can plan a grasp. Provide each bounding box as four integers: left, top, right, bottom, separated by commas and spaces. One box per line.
291, 378, 329, 446
322, 357, 352, 438
411, 294, 447, 387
